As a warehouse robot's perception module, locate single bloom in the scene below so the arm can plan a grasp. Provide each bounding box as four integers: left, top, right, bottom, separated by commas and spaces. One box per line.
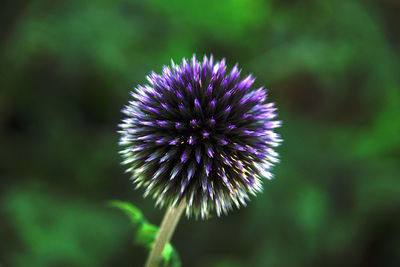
119, 55, 282, 219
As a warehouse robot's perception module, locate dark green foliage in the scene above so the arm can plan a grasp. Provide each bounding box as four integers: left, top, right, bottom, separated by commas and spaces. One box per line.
1, 185, 130, 267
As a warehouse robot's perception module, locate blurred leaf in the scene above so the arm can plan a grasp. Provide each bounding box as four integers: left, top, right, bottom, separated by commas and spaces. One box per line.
108, 200, 145, 226
146, 0, 270, 41
2, 186, 129, 267
109, 200, 181, 267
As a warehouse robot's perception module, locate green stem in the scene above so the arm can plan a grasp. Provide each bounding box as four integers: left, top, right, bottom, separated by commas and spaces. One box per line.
145, 201, 186, 267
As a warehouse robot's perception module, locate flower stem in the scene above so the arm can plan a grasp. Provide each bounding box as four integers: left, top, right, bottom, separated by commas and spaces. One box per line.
145, 201, 186, 267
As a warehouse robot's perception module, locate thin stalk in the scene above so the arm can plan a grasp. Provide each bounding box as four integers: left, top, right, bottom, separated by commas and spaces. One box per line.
145, 200, 186, 267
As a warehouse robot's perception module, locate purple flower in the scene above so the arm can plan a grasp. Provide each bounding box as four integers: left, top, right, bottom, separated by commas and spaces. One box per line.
119, 55, 282, 218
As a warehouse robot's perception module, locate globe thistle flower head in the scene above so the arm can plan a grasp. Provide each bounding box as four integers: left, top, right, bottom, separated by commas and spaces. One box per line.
119, 55, 282, 219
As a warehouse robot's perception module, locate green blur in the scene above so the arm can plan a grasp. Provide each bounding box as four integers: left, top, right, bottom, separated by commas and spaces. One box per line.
1, 0, 399, 266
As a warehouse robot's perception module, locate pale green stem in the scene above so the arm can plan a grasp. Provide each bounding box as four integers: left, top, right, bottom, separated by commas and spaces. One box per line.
145, 200, 186, 267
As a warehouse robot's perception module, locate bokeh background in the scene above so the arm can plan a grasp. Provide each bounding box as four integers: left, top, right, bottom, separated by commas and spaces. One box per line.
1, 0, 400, 266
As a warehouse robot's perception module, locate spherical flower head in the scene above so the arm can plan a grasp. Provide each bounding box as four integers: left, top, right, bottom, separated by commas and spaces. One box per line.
119, 55, 282, 219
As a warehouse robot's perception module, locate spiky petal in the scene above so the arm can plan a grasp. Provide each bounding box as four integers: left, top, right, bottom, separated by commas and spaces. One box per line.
119, 55, 282, 219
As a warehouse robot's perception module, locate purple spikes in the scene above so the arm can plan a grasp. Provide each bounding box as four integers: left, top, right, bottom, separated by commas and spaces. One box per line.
219, 139, 228, 146
131, 144, 145, 152
119, 54, 282, 218
190, 119, 197, 127
265, 121, 282, 129
188, 136, 194, 145
187, 169, 193, 181
210, 117, 216, 125
207, 146, 214, 158
181, 147, 192, 163
144, 106, 160, 114
222, 172, 233, 192
155, 138, 167, 144
237, 74, 254, 91
235, 144, 245, 151
223, 90, 232, 100
208, 184, 213, 200
187, 163, 195, 181
187, 83, 193, 94
202, 178, 207, 192
205, 161, 211, 177
180, 180, 187, 195
146, 151, 160, 162
170, 165, 181, 180
181, 152, 188, 163
246, 146, 257, 155
156, 120, 167, 127
228, 64, 240, 82
159, 152, 170, 163
194, 98, 201, 111
161, 103, 169, 110
208, 55, 214, 69
152, 164, 167, 180
243, 130, 256, 136
207, 84, 213, 95
141, 121, 154, 127
176, 90, 184, 99
222, 155, 232, 166
224, 106, 232, 115
242, 114, 251, 119
195, 147, 201, 163
202, 55, 208, 76
191, 54, 199, 70
209, 99, 216, 110
169, 138, 179, 145
137, 134, 154, 141
182, 58, 189, 72
218, 59, 226, 76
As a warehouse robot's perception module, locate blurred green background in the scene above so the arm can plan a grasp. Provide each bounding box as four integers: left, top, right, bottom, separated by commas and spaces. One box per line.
1, 0, 400, 266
